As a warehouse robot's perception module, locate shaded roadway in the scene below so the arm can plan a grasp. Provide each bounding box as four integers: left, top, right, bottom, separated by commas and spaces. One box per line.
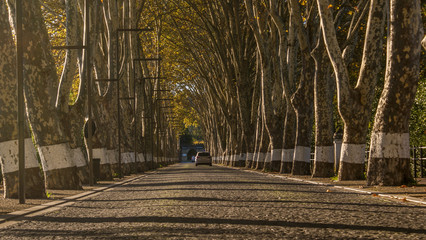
0, 163, 425, 239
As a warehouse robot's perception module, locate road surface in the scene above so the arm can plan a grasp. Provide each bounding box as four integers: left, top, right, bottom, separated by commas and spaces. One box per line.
1, 163, 425, 239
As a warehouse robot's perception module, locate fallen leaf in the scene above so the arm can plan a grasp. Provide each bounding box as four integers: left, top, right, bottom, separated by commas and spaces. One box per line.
372, 193, 378, 197
359, 186, 364, 189
326, 189, 332, 193
400, 185, 407, 188
328, 4, 333, 8
401, 197, 407, 202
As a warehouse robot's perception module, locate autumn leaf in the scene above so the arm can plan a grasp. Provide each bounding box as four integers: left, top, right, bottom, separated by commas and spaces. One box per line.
328, 4, 333, 9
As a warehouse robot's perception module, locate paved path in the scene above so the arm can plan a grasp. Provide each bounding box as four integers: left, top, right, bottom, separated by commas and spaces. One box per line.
1, 163, 425, 239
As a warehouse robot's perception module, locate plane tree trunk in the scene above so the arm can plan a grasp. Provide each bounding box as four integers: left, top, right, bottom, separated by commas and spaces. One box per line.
0, 1, 44, 198
317, 0, 386, 180
367, 0, 423, 186
288, 0, 314, 176
311, 30, 334, 178
7, 0, 82, 190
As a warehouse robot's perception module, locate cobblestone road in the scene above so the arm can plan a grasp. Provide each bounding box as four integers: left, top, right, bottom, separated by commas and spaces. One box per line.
1, 163, 425, 239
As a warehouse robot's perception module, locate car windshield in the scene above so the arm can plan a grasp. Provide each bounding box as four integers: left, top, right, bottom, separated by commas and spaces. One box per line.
198, 152, 210, 157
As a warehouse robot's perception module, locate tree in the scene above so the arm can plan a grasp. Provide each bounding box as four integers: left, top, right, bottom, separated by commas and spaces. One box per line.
367, 0, 423, 186
7, 0, 83, 189
245, 0, 286, 172
311, 29, 334, 178
0, 0, 44, 198
317, 0, 386, 180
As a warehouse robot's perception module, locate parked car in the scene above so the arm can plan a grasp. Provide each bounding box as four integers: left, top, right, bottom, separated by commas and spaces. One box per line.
195, 152, 212, 166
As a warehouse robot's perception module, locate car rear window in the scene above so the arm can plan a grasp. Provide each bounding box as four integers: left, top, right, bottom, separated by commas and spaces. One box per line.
198, 152, 210, 156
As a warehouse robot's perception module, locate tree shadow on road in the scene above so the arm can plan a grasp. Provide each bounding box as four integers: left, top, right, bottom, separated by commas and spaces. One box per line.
14, 215, 426, 235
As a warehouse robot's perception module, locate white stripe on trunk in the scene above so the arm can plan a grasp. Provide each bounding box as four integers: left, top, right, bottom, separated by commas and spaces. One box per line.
0, 138, 39, 173
271, 149, 283, 161
314, 146, 334, 163
281, 149, 294, 163
254, 152, 259, 162
340, 143, 365, 164
258, 152, 266, 162
265, 152, 272, 163
138, 153, 145, 162
93, 148, 109, 164
334, 139, 343, 166
71, 148, 87, 168
370, 132, 410, 159
107, 149, 118, 164
122, 152, 133, 164
246, 153, 254, 162
38, 143, 75, 171
293, 146, 311, 163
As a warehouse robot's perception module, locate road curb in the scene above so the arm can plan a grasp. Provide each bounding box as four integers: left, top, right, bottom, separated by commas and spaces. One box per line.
0, 173, 149, 228
217, 164, 426, 206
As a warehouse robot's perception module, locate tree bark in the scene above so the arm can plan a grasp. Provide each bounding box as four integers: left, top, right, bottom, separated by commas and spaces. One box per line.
0, 0, 44, 198
311, 29, 334, 178
7, 0, 82, 190
318, 0, 386, 180
289, 0, 314, 176
367, 0, 423, 186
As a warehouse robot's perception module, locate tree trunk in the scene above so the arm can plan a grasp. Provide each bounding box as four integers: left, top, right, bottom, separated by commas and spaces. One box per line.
311, 30, 334, 178
367, 0, 422, 186
318, 0, 386, 180
280, 106, 296, 174
0, 0, 44, 198
7, 0, 82, 190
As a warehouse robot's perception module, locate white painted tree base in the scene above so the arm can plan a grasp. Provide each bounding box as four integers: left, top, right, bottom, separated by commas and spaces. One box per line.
281, 149, 294, 163
246, 153, 254, 162
38, 143, 77, 171
370, 132, 410, 159
106, 149, 118, 165
257, 153, 266, 162
271, 149, 283, 162
293, 146, 311, 163
0, 138, 39, 173
340, 143, 365, 164
265, 152, 272, 163
314, 146, 334, 163
138, 153, 145, 162
71, 148, 87, 168
122, 152, 135, 164
93, 148, 109, 164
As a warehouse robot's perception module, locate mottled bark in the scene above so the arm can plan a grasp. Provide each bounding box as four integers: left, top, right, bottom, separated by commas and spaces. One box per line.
318, 0, 386, 180
367, 0, 422, 186
289, 0, 314, 176
280, 106, 296, 173
7, 0, 82, 190
311, 31, 334, 178
245, 0, 285, 173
